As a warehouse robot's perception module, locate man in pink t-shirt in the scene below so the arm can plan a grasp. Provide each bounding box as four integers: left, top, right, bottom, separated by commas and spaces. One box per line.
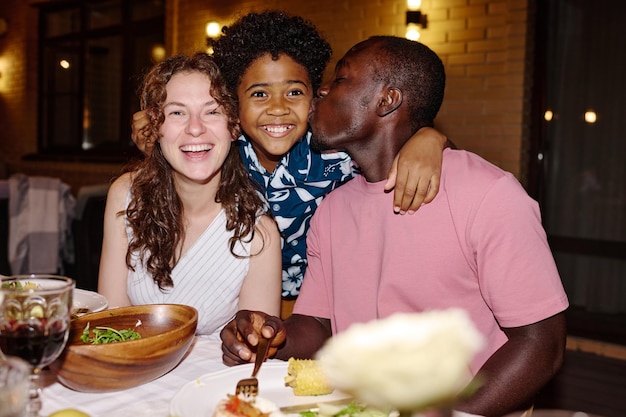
221, 36, 568, 417
297, 148, 568, 374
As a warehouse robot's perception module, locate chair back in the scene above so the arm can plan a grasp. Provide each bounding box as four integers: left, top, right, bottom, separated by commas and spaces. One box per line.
72, 184, 109, 291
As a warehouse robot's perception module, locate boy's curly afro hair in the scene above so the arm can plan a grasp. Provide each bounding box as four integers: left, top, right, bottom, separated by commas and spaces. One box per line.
210, 10, 332, 97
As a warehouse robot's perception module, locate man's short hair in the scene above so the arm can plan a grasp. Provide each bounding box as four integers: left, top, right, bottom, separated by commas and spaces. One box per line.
367, 36, 445, 132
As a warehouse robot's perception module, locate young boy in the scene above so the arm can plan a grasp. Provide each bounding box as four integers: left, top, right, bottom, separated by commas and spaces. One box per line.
131, 11, 448, 310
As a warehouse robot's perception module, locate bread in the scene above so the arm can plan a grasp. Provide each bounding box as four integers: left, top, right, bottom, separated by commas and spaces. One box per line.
284, 358, 334, 396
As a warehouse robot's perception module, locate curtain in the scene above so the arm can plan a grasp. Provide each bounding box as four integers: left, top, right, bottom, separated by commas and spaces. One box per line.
543, 0, 626, 313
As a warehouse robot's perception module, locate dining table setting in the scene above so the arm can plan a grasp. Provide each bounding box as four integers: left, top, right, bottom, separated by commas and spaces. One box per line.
0, 278, 507, 417
40, 334, 353, 417
0, 275, 349, 417
40, 334, 233, 417
1, 276, 219, 417
0, 274, 346, 417
2, 276, 608, 417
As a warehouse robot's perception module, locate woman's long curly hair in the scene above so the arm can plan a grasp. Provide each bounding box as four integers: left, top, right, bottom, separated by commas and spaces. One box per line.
124, 52, 267, 290
210, 10, 333, 97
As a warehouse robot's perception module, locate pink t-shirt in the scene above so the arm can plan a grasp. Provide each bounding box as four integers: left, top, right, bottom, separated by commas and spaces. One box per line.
294, 149, 569, 373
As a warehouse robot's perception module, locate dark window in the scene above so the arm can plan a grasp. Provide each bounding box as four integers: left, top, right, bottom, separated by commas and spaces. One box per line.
529, 0, 626, 344
36, 0, 165, 162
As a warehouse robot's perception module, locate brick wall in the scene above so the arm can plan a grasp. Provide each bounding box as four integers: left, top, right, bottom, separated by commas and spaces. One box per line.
0, 3, 38, 166
0, 0, 531, 193
166, 0, 532, 179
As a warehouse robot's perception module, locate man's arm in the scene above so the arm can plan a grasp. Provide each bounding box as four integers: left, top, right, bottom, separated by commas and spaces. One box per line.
220, 311, 331, 366
274, 314, 332, 360
457, 312, 567, 417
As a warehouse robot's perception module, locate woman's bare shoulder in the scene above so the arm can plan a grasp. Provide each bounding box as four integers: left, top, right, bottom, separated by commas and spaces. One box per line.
106, 173, 133, 205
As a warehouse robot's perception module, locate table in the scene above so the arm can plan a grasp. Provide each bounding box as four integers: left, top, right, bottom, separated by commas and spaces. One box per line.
41, 335, 230, 417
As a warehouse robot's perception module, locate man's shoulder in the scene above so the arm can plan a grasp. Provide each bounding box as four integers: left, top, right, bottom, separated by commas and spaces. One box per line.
441, 149, 528, 207
443, 149, 514, 186
442, 149, 538, 221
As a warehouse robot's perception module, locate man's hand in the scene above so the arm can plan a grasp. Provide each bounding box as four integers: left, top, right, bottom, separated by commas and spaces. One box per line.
220, 310, 286, 366
131, 110, 156, 155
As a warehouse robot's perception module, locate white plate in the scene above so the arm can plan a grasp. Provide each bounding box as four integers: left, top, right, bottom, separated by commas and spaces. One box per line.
72, 288, 108, 313
170, 361, 350, 417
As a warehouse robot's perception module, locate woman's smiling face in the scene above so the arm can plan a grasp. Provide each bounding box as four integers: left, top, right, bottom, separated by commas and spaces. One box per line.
159, 71, 233, 185
237, 53, 313, 172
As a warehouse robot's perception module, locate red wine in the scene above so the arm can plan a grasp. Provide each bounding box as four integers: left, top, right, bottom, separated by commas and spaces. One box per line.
0, 319, 68, 367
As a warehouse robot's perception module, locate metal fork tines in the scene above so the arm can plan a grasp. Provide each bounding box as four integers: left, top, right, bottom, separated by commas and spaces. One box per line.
235, 337, 270, 397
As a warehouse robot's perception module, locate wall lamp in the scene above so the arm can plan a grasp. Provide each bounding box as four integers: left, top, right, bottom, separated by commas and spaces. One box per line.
205, 21, 221, 46
406, 0, 427, 41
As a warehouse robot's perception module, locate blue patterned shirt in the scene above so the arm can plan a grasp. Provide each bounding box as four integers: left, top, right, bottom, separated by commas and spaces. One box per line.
238, 131, 357, 297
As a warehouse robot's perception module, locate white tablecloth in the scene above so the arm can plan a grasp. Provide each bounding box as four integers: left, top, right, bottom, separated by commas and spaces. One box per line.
40, 335, 229, 417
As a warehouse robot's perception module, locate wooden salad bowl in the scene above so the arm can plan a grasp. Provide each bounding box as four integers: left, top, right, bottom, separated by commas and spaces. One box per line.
49, 304, 198, 393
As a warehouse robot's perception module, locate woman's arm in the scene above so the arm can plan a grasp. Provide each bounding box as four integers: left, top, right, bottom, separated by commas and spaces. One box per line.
238, 214, 282, 316
386, 126, 448, 214
97, 174, 132, 308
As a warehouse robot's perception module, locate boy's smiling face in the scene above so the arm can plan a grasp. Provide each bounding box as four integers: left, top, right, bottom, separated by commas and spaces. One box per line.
237, 53, 313, 172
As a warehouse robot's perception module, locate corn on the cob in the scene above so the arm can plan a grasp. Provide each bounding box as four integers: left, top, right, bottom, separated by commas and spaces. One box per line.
284, 357, 334, 396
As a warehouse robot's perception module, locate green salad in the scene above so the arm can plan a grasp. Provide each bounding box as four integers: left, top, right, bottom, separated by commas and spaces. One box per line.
301, 402, 394, 417
80, 322, 142, 344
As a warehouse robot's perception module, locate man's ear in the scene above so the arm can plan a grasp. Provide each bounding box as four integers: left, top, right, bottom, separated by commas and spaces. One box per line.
376, 87, 402, 117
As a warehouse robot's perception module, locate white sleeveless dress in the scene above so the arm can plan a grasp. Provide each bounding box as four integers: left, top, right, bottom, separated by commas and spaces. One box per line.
126, 209, 251, 336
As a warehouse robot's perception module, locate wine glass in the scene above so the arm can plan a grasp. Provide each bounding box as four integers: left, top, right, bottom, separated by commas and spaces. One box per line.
0, 274, 74, 417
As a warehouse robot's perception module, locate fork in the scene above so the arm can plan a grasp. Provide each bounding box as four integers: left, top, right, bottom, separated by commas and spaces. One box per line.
235, 336, 270, 397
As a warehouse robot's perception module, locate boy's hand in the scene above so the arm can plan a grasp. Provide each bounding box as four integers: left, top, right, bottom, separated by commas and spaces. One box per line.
131, 110, 156, 155
385, 127, 447, 214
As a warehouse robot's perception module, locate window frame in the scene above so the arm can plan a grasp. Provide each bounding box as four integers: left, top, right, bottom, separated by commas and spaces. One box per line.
34, 0, 164, 163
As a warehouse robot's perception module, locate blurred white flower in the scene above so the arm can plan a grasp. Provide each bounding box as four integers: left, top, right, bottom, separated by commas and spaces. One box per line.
316, 309, 484, 412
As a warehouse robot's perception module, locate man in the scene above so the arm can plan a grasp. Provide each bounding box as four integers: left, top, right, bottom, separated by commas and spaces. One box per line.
220, 36, 569, 417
